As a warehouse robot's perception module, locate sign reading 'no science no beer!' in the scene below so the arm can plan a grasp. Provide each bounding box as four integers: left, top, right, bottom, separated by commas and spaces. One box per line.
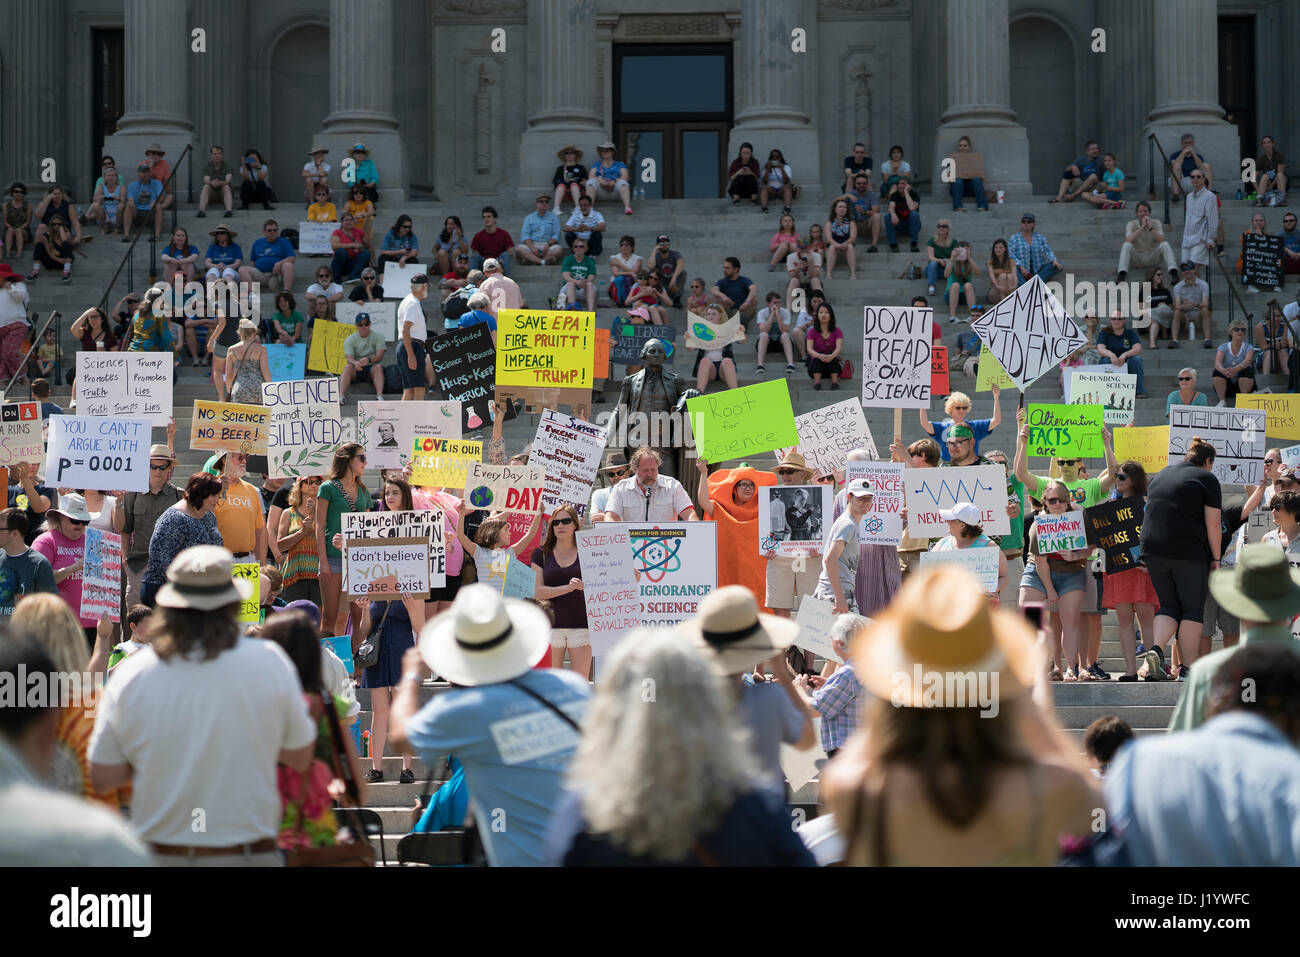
970, 276, 1086, 390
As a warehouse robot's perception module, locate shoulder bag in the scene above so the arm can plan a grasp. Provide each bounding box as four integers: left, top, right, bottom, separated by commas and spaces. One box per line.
354, 600, 391, 670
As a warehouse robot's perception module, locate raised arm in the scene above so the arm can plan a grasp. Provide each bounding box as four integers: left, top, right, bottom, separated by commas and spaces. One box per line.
696, 459, 715, 517
988, 384, 1003, 432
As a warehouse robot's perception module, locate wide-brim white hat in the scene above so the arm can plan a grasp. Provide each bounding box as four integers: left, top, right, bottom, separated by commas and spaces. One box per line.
679, 585, 801, 675
48, 493, 94, 523
418, 584, 551, 686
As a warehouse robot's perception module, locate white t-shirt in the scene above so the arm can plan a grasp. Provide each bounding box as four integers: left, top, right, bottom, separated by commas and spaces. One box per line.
1174, 277, 1209, 308
787, 251, 823, 273
605, 475, 694, 523
398, 292, 428, 340
307, 281, 343, 301
88, 636, 316, 846
302, 160, 332, 180
764, 164, 793, 189
610, 252, 644, 275
1283, 302, 1300, 324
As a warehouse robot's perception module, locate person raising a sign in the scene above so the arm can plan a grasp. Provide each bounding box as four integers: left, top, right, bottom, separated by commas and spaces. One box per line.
920, 388, 1001, 462
930, 502, 1007, 606
1013, 408, 1117, 509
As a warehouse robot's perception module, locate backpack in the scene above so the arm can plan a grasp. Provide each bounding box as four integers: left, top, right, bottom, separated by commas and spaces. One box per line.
442, 289, 471, 325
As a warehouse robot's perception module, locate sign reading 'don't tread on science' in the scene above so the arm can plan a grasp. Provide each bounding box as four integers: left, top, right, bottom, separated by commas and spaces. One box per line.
861, 305, 933, 409
687, 379, 798, 462
496, 309, 597, 389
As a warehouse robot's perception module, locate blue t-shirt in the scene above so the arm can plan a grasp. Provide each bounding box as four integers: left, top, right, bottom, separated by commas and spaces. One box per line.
381, 229, 418, 251
1170, 150, 1206, 178
459, 309, 497, 332
714, 275, 753, 308
127, 180, 163, 210
934, 417, 993, 462
591, 160, 627, 180
403, 669, 590, 867
1279, 228, 1300, 255
737, 676, 804, 790
251, 236, 294, 272
205, 242, 243, 267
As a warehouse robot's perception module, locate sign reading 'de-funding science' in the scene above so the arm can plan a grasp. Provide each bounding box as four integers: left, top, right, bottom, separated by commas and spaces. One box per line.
861, 306, 932, 408
970, 276, 1085, 391
0, 402, 43, 468
1167, 404, 1265, 485
1026, 404, 1104, 458
496, 309, 596, 389
1234, 393, 1300, 442
343, 508, 447, 590
903, 464, 1009, 537
74, 352, 173, 427
1034, 512, 1088, 552
262, 379, 342, 479
1066, 369, 1136, 426
530, 410, 611, 520
778, 398, 878, 476
409, 432, 482, 489
191, 400, 270, 455
344, 537, 431, 599
1084, 496, 1144, 574
45, 416, 151, 492
687, 380, 798, 463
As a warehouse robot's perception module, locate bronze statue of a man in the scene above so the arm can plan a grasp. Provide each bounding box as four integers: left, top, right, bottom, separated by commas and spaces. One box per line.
611, 338, 698, 478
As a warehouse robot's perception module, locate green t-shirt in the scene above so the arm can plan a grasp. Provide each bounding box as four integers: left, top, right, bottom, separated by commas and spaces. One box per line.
928, 239, 955, 260
319, 479, 373, 559
562, 255, 597, 281
1167, 623, 1298, 730
1000, 475, 1028, 551
273, 310, 306, 334
203, 160, 232, 182
345, 330, 386, 362
1029, 474, 1103, 509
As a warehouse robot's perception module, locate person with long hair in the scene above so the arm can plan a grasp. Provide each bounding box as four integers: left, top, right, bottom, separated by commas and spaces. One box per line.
344, 184, 376, 250
31, 495, 101, 646
317, 443, 372, 637
86, 163, 125, 236
276, 475, 322, 606
727, 142, 761, 205
553, 146, 587, 214
944, 240, 981, 324
924, 220, 955, 295
1099, 462, 1160, 681
329, 211, 370, 284
270, 291, 307, 348
769, 213, 800, 270
759, 148, 795, 215
822, 566, 1099, 865
545, 628, 814, 866
69, 305, 119, 357
238, 148, 275, 210
1019, 479, 1090, 680
224, 318, 270, 405
379, 213, 418, 268
807, 302, 843, 391
30, 214, 74, 284
825, 198, 857, 280
805, 222, 826, 257
692, 301, 740, 394
531, 503, 589, 675
1255, 298, 1291, 376
140, 473, 223, 607
435, 215, 468, 276
161, 226, 199, 283
986, 238, 1016, 305
4, 181, 33, 257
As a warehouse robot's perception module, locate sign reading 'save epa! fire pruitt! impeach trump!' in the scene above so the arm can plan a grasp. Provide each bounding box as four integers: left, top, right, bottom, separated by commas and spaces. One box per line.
496, 309, 596, 389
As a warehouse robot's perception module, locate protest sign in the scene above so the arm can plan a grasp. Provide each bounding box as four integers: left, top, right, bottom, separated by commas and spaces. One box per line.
307, 319, 355, 375
758, 485, 833, 556
80, 527, 122, 622
45, 415, 150, 492
74, 352, 172, 426
779, 398, 878, 476
969, 276, 1085, 390
1034, 512, 1088, 552
975, 344, 1016, 392
320, 636, 354, 675
1241, 233, 1284, 291
793, 598, 844, 665
502, 555, 535, 600
1083, 497, 1144, 574
1067, 369, 1136, 426
627, 522, 717, 626
464, 463, 546, 513
931, 345, 950, 396
381, 262, 426, 297
427, 325, 502, 433
232, 562, 260, 624
919, 546, 1000, 592
297, 221, 332, 254
409, 433, 481, 489
1234, 393, 1300, 442
473, 547, 511, 594
576, 525, 643, 659
262, 378, 342, 478
847, 461, 906, 546
687, 380, 798, 463
1168, 404, 1265, 485
1243, 507, 1272, 545
861, 306, 932, 408
1026, 404, 1104, 458
336, 300, 397, 341
0, 402, 43, 467
266, 343, 307, 382
530, 410, 609, 519
190, 400, 269, 455
1281, 443, 1300, 468
357, 400, 459, 470
593, 328, 610, 381
612, 321, 678, 363
1114, 424, 1168, 477
497, 308, 597, 389
343, 508, 446, 589
684, 310, 745, 351
344, 537, 430, 599
903, 464, 1009, 537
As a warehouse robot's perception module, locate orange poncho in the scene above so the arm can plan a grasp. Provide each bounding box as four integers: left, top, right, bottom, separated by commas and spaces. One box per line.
706, 466, 778, 612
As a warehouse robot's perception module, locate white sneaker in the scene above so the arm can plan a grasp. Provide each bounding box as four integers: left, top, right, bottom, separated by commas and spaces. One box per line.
1216, 399, 1226, 407
1247, 285, 1260, 294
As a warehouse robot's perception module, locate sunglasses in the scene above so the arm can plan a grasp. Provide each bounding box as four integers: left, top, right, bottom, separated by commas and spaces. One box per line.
1058, 459, 1080, 466
1178, 376, 1193, 382
1021, 218, 1034, 223
149, 463, 172, 471
1271, 502, 1286, 511
552, 517, 575, 526
608, 468, 630, 477
69, 519, 90, 527
302, 478, 322, 486
356, 320, 371, 326
318, 273, 331, 278
1043, 498, 1066, 505
1115, 472, 1129, 481
1266, 458, 1281, 465
355, 454, 367, 463
945, 438, 970, 445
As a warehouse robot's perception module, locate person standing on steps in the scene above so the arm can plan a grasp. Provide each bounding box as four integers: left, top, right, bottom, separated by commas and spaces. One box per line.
398, 274, 430, 401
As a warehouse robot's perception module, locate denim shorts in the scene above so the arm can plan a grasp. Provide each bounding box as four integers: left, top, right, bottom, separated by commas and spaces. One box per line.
1020, 563, 1086, 597
327, 556, 343, 575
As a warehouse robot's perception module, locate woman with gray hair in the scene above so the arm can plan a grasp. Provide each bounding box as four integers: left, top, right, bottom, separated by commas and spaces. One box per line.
544, 628, 815, 866
458, 291, 498, 345
1164, 366, 1206, 419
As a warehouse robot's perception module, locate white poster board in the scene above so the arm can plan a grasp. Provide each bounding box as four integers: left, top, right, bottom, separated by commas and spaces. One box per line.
336, 300, 398, 342
861, 305, 933, 409
903, 464, 1010, 537
297, 221, 333, 255
357, 400, 459, 470
344, 537, 431, 599
0, 402, 44, 467
919, 546, 1001, 592
464, 463, 546, 513
757, 485, 833, 556
793, 597, 844, 665
1067, 369, 1136, 426
74, 352, 173, 426
262, 378, 343, 478
342, 508, 446, 589
1033, 512, 1088, 552
1167, 404, 1265, 485
530, 409, 609, 520
846, 461, 906, 546
779, 398, 878, 476
382, 262, 427, 298
626, 522, 717, 627
969, 276, 1086, 390
576, 525, 643, 660
45, 415, 150, 492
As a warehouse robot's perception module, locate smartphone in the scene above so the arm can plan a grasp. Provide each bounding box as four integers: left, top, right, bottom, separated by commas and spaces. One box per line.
1023, 602, 1045, 630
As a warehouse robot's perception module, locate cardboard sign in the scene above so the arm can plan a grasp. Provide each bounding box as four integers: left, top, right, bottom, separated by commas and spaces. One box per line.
427, 326, 501, 433
336, 300, 397, 342
861, 305, 933, 408
903, 464, 1009, 537
951, 152, 985, 180
345, 537, 431, 599
931, 345, 950, 397
74, 352, 172, 426
262, 379, 342, 479
1114, 424, 1168, 477
627, 522, 717, 626
684, 310, 745, 351
307, 319, 356, 375
1241, 233, 1284, 291
969, 276, 1085, 390
919, 546, 1000, 592
1243, 507, 1272, 545
381, 262, 427, 298
1034, 512, 1088, 552
190, 400, 270, 455
1066, 370, 1136, 426
758, 485, 834, 556
793, 597, 844, 665
464, 463, 546, 513
266, 343, 307, 382
778, 399, 878, 477
975, 344, 1016, 392
320, 636, 354, 675
409, 433, 481, 489
612, 321, 678, 363
1235, 393, 1300, 442
1168, 404, 1265, 485
847, 461, 906, 546
1280, 443, 1300, 468
530, 410, 609, 519
0, 402, 44, 467
80, 527, 122, 622
497, 308, 597, 389
45, 415, 150, 492
357, 400, 459, 470
232, 562, 260, 624
342, 508, 446, 590
297, 221, 333, 255
576, 525, 643, 659
1026, 404, 1104, 458
1083, 497, 1144, 574
687, 380, 798, 463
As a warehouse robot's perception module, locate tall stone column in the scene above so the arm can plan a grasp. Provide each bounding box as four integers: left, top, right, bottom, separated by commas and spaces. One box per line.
191, 0, 247, 162
102, 0, 199, 190
312, 0, 407, 202
1097, 0, 1154, 197
5, 0, 63, 187
931, 0, 1030, 197
1143, 0, 1238, 198
516, 0, 604, 201
727, 0, 821, 202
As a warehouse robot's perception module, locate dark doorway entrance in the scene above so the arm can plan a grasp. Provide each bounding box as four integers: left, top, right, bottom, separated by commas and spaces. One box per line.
91, 28, 125, 170
613, 44, 732, 199
1218, 16, 1256, 163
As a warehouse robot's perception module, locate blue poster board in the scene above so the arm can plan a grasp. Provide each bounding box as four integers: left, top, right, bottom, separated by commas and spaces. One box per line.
320, 635, 354, 675
267, 343, 308, 382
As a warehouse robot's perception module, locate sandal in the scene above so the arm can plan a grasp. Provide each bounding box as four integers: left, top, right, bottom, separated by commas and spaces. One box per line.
1048, 666, 1063, 682
1077, 667, 1096, 681
1062, 669, 1078, 682
1049, 198, 1062, 203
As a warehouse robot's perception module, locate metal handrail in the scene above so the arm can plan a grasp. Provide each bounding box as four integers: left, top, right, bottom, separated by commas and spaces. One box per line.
2, 311, 60, 399
1147, 131, 1171, 226
1210, 248, 1252, 332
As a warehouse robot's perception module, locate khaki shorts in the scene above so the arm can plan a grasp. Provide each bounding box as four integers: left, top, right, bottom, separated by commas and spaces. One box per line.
551, 627, 589, 649
1202, 592, 1240, 638
243, 266, 284, 292
765, 555, 820, 610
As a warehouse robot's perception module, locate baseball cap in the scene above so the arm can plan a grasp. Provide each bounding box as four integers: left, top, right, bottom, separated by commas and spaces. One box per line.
656, 234, 670, 243
846, 479, 874, 498
1180, 261, 1196, 270
939, 502, 983, 525
455, 252, 469, 261
1020, 212, 1035, 223
410, 274, 429, 286
483, 258, 501, 272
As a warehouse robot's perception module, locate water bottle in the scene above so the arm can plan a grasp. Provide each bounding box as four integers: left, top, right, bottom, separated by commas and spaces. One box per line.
1235, 189, 1243, 201
361, 729, 371, 757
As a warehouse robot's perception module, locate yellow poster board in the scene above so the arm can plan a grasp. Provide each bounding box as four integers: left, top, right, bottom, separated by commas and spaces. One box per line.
1234, 393, 1300, 441
410, 436, 482, 489
190, 400, 270, 455
232, 562, 261, 624
496, 309, 596, 389
307, 319, 356, 375
1113, 425, 1170, 477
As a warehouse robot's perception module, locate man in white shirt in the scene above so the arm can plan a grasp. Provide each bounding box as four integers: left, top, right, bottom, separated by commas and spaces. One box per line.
302, 145, 331, 204
755, 291, 796, 374
1171, 262, 1212, 348
478, 257, 524, 317
399, 274, 430, 401
604, 446, 698, 523
1180, 169, 1219, 272
305, 266, 344, 320
563, 195, 606, 257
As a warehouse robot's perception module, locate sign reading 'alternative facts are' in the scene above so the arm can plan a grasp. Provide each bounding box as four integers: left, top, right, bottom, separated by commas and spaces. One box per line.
861, 305, 933, 408
1026, 403, 1104, 458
